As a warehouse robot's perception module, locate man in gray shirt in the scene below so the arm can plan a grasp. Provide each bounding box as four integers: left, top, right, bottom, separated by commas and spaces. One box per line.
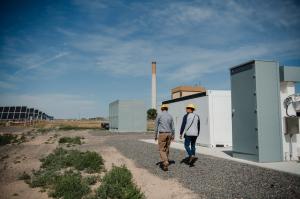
155, 104, 175, 171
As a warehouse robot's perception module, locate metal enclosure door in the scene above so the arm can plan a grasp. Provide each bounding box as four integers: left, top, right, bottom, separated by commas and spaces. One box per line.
231, 63, 258, 157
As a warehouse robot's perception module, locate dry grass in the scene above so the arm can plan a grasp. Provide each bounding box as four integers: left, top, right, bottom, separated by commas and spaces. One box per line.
34, 120, 106, 129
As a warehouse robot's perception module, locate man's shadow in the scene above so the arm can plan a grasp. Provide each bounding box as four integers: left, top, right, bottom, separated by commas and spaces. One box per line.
180, 157, 198, 167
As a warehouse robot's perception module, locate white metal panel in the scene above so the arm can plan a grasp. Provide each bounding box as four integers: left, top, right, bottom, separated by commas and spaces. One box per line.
109, 100, 146, 132
207, 91, 232, 147
166, 90, 232, 148
167, 97, 209, 143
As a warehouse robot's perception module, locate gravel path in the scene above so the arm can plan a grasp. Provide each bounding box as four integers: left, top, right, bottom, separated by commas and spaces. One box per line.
105, 134, 300, 199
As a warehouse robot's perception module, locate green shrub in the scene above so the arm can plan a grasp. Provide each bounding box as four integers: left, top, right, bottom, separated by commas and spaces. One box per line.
0, 134, 17, 145
23, 148, 105, 199
71, 151, 103, 173
40, 148, 69, 171
50, 170, 90, 199
30, 169, 59, 188
41, 148, 104, 173
147, 108, 157, 120
59, 136, 82, 145
96, 165, 144, 199
83, 175, 99, 185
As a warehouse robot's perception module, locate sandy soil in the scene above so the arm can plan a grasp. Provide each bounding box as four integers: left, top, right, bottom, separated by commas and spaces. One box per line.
0, 129, 197, 199
0, 132, 57, 199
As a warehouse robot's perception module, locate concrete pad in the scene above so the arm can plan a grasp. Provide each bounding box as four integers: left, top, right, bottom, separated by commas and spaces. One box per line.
140, 139, 300, 176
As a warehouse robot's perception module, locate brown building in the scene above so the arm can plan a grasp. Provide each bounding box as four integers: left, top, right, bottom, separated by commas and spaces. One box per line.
171, 86, 206, 99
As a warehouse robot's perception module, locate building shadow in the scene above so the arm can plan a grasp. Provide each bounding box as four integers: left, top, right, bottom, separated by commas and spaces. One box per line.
222, 150, 234, 157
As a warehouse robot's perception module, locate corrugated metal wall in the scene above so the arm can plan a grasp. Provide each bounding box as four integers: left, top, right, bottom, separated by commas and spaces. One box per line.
164, 90, 232, 147
109, 100, 147, 132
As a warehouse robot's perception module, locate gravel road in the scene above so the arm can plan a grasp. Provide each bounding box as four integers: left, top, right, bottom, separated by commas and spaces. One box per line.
105, 134, 300, 199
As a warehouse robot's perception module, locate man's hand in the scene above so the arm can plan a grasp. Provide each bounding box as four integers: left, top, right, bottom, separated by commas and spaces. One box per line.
180, 134, 183, 139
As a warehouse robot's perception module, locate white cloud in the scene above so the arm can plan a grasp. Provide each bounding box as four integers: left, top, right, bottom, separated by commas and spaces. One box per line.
0, 93, 102, 119
0, 81, 16, 89
14, 52, 69, 72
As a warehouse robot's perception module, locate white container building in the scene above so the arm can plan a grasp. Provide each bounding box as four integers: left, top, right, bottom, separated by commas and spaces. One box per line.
162, 90, 232, 148
109, 100, 147, 132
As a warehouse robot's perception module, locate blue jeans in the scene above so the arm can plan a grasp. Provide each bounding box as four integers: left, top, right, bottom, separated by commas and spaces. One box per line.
184, 136, 197, 157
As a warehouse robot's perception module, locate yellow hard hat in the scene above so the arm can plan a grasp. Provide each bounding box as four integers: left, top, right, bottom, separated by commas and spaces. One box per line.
161, 104, 168, 109
186, 103, 196, 110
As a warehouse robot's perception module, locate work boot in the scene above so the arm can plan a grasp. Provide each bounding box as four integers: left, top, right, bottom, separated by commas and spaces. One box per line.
189, 155, 197, 164
189, 155, 198, 166
162, 165, 168, 171
162, 161, 169, 171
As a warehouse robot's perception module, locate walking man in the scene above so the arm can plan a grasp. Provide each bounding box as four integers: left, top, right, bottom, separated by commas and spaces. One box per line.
155, 104, 175, 171
180, 103, 200, 165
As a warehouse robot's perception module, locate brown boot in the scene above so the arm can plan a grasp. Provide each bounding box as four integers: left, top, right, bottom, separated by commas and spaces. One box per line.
162, 161, 169, 171
189, 155, 195, 164
162, 165, 168, 171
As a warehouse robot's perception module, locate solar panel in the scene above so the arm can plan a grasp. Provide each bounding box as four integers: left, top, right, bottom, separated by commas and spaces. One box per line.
0, 106, 53, 121
20, 113, 26, 119
2, 113, 8, 119
21, 106, 26, 112
14, 113, 20, 119
9, 107, 15, 112
15, 106, 21, 112
8, 113, 14, 119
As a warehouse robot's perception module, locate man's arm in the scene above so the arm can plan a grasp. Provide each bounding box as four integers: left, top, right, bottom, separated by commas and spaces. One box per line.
171, 117, 175, 137
154, 114, 160, 139
197, 115, 200, 136
180, 114, 188, 136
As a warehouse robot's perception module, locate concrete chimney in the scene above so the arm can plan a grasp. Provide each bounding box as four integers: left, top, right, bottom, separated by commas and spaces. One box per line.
151, 61, 157, 109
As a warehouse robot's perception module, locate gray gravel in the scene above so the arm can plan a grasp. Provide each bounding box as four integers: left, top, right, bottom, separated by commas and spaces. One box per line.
105, 134, 300, 199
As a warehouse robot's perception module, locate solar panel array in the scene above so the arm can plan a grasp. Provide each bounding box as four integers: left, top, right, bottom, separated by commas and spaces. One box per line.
0, 106, 54, 121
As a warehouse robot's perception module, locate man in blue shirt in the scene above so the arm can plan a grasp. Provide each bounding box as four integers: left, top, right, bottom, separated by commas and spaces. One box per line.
180, 103, 200, 165
155, 104, 175, 171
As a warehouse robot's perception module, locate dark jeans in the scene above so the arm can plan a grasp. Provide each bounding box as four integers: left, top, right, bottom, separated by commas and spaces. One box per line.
184, 135, 197, 157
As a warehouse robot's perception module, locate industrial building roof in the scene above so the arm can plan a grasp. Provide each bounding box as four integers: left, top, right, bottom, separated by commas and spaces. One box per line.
171, 86, 206, 93
163, 92, 207, 104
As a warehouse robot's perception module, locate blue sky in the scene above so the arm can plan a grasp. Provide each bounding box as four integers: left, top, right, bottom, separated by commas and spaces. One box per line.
0, 0, 300, 118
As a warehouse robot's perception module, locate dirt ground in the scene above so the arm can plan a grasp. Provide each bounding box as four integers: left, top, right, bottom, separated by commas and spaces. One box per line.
0, 128, 197, 199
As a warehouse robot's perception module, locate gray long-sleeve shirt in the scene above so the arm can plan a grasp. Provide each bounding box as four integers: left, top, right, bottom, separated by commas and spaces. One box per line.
155, 110, 175, 136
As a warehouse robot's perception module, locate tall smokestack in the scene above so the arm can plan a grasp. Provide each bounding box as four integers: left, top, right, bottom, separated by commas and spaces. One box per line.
151, 61, 157, 109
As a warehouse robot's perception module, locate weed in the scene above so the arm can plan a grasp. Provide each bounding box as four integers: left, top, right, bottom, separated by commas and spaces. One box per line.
0, 134, 17, 145
30, 169, 59, 188
22, 147, 105, 199
68, 150, 103, 173
59, 136, 82, 145
95, 165, 144, 199
49, 170, 90, 199
40, 148, 104, 173
83, 175, 99, 185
